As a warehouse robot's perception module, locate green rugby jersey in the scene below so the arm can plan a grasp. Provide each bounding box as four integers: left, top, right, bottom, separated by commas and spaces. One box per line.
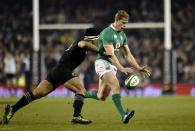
97, 24, 128, 62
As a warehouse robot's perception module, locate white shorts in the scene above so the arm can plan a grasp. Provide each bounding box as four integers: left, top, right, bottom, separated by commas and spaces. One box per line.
95, 59, 117, 78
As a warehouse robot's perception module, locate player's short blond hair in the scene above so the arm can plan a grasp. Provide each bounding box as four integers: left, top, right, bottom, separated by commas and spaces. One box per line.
115, 10, 129, 21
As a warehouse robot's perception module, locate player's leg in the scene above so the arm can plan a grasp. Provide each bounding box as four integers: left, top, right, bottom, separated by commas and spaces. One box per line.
84, 78, 100, 100
97, 78, 111, 100
99, 71, 125, 115
64, 76, 86, 94
104, 73, 134, 124
85, 59, 111, 100
2, 80, 54, 124
64, 77, 86, 118
103, 72, 135, 123
64, 77, 92, 124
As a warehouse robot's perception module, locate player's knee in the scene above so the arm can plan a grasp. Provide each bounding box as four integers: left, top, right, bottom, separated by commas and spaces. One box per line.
106, 81, 118, 89
32, 92, 42, 99
32, 90, 41, 99
33, 89, 49, 98
76, 90, 85, 95
98, 97, 106, 101
76, 88, 86, 95
97, 93, 107, 101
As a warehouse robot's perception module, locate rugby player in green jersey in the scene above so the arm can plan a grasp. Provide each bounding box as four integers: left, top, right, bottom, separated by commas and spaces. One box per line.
85, 10, 151, 124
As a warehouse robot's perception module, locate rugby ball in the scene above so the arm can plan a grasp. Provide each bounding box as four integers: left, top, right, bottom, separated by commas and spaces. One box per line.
125, 72, 141, 89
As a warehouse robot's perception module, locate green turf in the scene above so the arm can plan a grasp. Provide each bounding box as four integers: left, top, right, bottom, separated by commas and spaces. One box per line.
0, 96, 195, 131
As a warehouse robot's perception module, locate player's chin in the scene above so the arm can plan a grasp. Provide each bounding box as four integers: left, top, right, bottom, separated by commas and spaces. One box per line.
120, 27, 125, 31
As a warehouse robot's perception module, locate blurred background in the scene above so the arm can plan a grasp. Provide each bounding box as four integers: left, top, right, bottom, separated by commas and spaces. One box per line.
0, 0, 195, 97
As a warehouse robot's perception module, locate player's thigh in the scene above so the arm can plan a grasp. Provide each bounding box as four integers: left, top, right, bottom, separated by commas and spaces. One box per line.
102, 71, 119, 88
98, 71, 117, 99
32, 80, 54, 97
95, 59, 118, 87
102, 71, 120, 94
97, 78, 108, 98
64, 76, 86, 94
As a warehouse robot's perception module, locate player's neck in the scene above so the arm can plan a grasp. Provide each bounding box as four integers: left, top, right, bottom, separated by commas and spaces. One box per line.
112, 22, 120, 31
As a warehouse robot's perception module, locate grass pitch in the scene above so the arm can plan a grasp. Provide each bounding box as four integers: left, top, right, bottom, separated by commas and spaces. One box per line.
0, 96, 195, 131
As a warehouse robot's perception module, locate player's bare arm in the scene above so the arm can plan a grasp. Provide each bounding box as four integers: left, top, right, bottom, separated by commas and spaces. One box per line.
78, 40, 102, 54
104, 44, 133, 75
121, 45, 151, 77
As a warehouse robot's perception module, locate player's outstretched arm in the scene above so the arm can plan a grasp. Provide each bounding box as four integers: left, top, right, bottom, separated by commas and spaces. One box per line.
121, 45, 151, 77
78, 40, 102, 54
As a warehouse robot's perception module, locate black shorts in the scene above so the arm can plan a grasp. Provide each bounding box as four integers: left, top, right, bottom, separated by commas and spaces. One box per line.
46, 64, 77, 89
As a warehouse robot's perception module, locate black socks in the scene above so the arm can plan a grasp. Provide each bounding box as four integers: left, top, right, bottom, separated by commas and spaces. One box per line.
12, 91, 35, 113
73, 94, 84, 117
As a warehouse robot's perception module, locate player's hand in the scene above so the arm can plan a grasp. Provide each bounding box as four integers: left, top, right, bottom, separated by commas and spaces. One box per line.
121, 67, 134, 75
137, 65, 151, 78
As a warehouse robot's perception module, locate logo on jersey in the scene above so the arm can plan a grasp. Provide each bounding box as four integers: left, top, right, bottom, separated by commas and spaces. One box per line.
113, 34, 121, 49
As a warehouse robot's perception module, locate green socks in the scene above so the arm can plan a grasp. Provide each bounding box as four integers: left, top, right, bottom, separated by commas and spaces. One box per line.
112, 94, 125, 118
85, 91, 125, 118
85, 90, 98, 100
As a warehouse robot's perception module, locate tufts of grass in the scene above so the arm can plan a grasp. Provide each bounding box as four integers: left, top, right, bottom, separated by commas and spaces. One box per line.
0, 96, 195, 131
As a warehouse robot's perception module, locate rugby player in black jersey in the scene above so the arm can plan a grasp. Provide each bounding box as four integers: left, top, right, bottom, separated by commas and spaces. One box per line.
1, 28, 102, 125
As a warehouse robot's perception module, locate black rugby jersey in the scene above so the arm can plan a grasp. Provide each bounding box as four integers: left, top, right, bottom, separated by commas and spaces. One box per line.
59, 37, 87, 70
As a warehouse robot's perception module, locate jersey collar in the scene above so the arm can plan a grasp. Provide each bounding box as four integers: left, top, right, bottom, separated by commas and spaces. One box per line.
110, 24, 119, 31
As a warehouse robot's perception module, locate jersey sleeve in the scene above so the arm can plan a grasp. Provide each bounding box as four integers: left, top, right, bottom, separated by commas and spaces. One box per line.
100, 29, 114, 45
